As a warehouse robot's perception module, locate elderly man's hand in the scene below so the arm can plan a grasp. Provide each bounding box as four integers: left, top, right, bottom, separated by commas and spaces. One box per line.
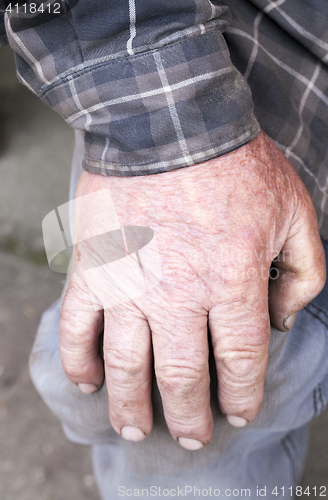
59, 131, 326, 450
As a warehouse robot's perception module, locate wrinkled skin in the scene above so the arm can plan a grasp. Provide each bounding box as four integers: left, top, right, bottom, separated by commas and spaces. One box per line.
60, 131, 326, 450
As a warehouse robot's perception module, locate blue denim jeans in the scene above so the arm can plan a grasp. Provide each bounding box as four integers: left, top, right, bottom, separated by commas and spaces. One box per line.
29, 132, 328, 499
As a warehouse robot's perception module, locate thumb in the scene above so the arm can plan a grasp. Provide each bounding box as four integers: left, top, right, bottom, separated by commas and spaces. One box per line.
269, 195, 326, 331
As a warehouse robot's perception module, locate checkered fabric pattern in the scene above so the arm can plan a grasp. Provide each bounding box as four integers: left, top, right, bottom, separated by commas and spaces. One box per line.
225, 0, 328, 242
0, 0, 328, 241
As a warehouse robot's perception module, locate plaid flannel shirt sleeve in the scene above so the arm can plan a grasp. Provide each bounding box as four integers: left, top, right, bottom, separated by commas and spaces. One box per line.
3, 0, 260, 176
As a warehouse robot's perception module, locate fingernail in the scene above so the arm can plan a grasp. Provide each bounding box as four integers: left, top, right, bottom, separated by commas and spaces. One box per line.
78, 383, 98, 394
226, 415, 248, 427
121, 426, 146, 442
283, 312, 297, 331
177, 437, 204, 451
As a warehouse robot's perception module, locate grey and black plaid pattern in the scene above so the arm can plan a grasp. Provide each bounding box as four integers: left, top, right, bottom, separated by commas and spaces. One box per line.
61, 31, 259, 176
223, 0, 328, 241
2, 0, 259, 177
0, 0, 328, 240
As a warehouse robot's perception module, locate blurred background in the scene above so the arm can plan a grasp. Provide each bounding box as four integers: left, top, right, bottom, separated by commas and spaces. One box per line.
0, 44, 327, 500
0, 45, 99, 500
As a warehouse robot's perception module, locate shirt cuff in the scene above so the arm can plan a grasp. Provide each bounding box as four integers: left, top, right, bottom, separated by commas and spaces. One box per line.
5, 1, 260, 177
42, 29, 259, 176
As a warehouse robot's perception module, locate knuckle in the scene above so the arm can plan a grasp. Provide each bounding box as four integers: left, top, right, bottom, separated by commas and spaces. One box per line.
298, 264, 327, 303
60, 346, 98, 381
156, 363, 208, 398
312, 267, 327, 295
104, 348, 144, 384
220, 376, 264, 409
61, 355, 103, 385
166, 413, 212, 436
60, 316, 91, 346
218, 351, 267, 386
61, 358, 84, 380
221, 395, 263, 421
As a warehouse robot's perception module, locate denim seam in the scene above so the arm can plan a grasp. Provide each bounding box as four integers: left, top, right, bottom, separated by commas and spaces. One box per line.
307, 302, 328, 322
313, 382, 327, 417
313, 388, 318, 416
318, 384, 325, 411
281, 434, 297, 486
304, 305, 328, 329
